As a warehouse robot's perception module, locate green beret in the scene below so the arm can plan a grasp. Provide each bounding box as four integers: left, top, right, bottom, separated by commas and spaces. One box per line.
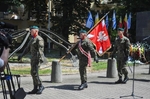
117, 28, 124, 31
30, 26, 39, 30
79, 29, 87, 33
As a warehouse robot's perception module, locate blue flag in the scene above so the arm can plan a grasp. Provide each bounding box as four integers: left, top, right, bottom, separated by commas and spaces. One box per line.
105, 15, 109, 29
127, 13, 131, 29
86, 11, 94, 28
112, 10, 116, 30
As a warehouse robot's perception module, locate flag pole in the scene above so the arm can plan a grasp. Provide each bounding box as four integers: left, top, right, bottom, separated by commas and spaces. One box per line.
59, 11, 110, 62
59, 42, 78, 62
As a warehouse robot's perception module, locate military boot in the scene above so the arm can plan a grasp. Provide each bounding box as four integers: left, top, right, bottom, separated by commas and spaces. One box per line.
78, 82, 88, 90
115, 77, 123, 84
36, 85, 45, 94
122, 76, 129, 84
27, 85, 38, 94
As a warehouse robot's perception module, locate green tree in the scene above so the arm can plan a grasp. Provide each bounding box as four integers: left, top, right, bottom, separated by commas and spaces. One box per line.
3, 0, 150, 43
0, 0, 22, 12
22, 0, 48, 24
51, 0, 92, 42
0, 0, 21, 6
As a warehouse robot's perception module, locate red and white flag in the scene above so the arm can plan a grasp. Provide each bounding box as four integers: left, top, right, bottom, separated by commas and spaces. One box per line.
87, 19, 111, 56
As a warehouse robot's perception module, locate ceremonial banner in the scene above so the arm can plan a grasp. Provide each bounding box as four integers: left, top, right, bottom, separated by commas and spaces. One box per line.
59, 12, 110, 61
87, 19, 111, 56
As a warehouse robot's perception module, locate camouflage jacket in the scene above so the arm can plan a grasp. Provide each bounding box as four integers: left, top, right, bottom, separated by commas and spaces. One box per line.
73, 37, 97, 62
21, 35, 45, 61
112, 36, 130, 59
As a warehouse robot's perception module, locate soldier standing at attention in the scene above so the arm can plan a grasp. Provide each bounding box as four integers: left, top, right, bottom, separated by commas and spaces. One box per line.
72, 29, 98, 90
112, 28, 131, 84
18, 26, 45, 94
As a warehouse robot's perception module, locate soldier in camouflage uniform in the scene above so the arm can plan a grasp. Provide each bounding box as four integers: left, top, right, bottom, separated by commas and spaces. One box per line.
72, 29, 98, 90
18, 26, 45, 94
112, 28, 131, 84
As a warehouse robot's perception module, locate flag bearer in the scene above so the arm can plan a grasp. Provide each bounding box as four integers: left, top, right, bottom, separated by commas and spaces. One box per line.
72, 29, 98, 90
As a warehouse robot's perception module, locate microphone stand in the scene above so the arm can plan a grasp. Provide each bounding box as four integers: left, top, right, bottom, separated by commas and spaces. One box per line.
120, 54, 143, 99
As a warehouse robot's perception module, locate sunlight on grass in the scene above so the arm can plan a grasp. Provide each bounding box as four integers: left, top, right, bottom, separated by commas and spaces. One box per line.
92, 61, 107, 71
9, 67, 51, 76
8, 54, 109, 76
9, 61, 108, 76
8, 53, 136, 76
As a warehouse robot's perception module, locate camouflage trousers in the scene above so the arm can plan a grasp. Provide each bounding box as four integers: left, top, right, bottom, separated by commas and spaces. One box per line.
79, 60, 88, 84
116, 59, 128, 78
30, 59, 42, 86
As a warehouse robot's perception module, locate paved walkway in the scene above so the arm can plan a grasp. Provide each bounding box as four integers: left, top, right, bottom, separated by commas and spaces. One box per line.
0, 63, 150, 99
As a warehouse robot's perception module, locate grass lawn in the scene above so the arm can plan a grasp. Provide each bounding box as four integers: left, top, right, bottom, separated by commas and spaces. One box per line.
9, 67, 51, 76
92, 61, 107, 71
8, 54, 134, 76
8, 58, 108, 76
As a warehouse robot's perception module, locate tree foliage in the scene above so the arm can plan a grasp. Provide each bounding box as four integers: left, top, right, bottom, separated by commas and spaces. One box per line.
0, 0, 22, 12
51, 0, 92, 41
0, 0, 21, 6
22, 0, 48, 24
1, 0, 150, 43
